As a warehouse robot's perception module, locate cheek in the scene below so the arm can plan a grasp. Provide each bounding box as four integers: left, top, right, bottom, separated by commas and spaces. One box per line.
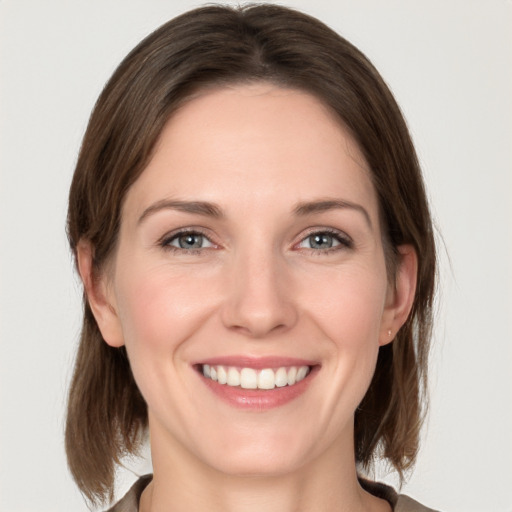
114, 263, 217, 356
305, 263, 388, 345
111, 263, 221, 418
305, 264, 388, 401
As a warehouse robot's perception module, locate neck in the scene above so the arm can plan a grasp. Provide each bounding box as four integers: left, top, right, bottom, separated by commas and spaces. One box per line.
140, 422, 389, 512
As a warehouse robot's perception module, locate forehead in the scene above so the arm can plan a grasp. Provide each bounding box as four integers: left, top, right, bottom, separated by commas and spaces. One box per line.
122, 84, 378, 223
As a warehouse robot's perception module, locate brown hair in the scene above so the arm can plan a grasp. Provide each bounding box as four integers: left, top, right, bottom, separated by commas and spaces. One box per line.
66, 3, 436, 506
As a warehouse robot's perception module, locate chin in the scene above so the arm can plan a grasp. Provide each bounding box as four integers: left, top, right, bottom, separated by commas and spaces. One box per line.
208, 449, 305, 478
193, 425, 322, 478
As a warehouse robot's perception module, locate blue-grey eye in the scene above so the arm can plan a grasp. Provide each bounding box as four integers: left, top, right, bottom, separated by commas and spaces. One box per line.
169, 232, 213, 249
299, 232, 342, 250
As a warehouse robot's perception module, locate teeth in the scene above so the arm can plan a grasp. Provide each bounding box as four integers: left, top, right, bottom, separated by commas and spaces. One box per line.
240, 368, 257, 389
227, 367, 240, 386
275, 367, 288, 387
296, 366, 308, 382
217, 366, 227, 384
287, 366, 297, 386
258, 369, 275, 390
202, 364, 310, 390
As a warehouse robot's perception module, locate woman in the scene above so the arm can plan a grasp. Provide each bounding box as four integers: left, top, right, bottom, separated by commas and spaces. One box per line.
66, 4, 437, 512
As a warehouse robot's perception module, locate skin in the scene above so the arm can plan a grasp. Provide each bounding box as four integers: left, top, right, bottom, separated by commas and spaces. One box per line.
79, 83, 417, 512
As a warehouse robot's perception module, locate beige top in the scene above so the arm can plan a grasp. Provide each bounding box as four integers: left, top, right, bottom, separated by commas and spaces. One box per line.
106, 475, 440, 512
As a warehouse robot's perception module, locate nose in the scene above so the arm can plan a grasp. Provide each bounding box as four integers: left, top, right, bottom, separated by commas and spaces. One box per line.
221, 248, 298, 338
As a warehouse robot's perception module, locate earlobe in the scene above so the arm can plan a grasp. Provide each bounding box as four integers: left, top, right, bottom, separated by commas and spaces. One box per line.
380, 244, 418, 346
76, 240, 125, 347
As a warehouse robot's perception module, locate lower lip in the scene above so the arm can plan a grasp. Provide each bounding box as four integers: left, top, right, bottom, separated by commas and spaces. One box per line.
199, 367, 318, 410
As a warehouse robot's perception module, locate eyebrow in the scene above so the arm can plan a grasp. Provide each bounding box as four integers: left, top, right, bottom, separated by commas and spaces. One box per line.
138, 199, 224, 224
137, 197, 372, 229
293, 199, 373, 229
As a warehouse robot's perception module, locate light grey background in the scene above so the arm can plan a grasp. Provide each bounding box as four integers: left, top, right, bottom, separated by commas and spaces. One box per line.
1, 1, 511, 511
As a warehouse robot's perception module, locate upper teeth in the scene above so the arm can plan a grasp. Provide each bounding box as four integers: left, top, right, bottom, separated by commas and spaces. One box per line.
202, 365, 310, 390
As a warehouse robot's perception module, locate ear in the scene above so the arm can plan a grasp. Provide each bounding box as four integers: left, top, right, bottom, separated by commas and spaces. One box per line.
76, 240, 125, 347
379, 244, 418, 346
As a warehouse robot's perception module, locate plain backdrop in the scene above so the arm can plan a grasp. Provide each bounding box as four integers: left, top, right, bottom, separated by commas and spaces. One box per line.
1, 1, 511, 511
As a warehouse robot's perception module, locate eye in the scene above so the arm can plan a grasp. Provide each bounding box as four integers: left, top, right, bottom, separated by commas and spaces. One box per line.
297, 230, 352, 252
162, 231, 214, 251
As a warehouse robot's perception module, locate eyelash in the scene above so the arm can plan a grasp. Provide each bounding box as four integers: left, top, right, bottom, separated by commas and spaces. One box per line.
158, 228, 215, 255
296, 228, 353, 254
158, 228, 353, 255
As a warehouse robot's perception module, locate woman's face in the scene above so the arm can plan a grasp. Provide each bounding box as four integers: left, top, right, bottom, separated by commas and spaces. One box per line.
91, 83, 412, 477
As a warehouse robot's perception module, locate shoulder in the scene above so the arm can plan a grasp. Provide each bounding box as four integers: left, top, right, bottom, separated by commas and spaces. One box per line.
396, 493, 441, 512
105, 475, 152, 512
359, 478, 441, 512
107, 475, 441, 512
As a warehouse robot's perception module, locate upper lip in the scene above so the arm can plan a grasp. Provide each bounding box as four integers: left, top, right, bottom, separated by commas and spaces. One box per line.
194, 355, 319, 369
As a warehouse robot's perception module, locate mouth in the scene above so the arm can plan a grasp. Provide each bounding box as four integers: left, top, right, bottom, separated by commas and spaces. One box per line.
200, 364, 311, 390
194, 357, 319, 409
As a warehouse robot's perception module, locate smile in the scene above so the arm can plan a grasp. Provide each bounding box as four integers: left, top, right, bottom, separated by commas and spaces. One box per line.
196, 357, 319, 409
202, 364, 311, 390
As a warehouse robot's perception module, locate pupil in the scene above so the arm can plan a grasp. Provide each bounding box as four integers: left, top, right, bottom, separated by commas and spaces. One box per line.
311, 233, 332, 249
179, 234, 202, 249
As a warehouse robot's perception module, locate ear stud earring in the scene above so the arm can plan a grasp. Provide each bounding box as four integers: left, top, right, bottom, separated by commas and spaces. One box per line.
387, 329, 392, 337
